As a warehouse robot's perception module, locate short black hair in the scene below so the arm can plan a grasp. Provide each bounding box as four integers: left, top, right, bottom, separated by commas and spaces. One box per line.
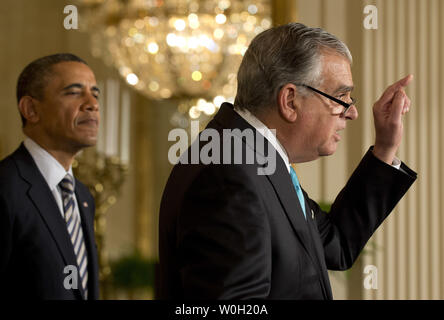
16, 53, 88, 127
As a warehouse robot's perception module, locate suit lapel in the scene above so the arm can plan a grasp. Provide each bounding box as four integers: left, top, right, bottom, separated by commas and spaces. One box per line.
13, 144, 82, 299
265, 158, 321, 265
75, 184, 99, 299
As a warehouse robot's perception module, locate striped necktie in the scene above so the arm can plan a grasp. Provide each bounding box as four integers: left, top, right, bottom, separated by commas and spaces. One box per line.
290, 166, 307, 220
59, 174, 88, 299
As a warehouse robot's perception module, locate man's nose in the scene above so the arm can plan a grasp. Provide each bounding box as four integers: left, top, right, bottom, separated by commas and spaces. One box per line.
83, 92, 99, 112
345, 105, 358, 120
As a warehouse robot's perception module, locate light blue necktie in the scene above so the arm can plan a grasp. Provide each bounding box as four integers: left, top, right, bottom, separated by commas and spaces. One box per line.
290, 166, 307, 220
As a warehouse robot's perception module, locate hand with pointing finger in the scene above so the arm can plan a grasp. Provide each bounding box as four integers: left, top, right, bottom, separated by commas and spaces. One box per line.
372, 74, 413, 165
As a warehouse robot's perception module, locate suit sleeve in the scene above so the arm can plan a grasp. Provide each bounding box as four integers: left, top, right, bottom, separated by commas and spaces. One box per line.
177, 165, 271, 299
312, 147, 417, 270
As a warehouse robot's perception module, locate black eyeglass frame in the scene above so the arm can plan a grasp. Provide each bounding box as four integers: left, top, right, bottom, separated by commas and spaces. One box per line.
301, 85, 356, 116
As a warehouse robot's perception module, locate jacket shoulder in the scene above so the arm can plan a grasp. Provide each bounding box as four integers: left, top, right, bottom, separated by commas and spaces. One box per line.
0, 151, 18, 172
0, 151, 22, 191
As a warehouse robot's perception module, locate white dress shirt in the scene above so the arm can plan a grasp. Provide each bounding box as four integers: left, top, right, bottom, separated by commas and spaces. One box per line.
235, 107, 292, 173
23, 137, 82, 222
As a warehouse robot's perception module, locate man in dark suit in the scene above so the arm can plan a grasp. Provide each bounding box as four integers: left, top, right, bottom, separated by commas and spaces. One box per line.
0, 54, 100, 299
159, 23, 417, 299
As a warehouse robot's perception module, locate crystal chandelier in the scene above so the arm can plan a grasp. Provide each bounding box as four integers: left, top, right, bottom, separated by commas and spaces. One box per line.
79, 0, 271, 125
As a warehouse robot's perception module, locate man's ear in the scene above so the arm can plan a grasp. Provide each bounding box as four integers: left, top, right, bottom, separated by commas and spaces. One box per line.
277, 83, 302, 123
18, 96, 40, 125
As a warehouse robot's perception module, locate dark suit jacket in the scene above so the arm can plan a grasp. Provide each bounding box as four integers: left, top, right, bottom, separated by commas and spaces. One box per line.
0, 144, 99, 299
159, 103, 417, 300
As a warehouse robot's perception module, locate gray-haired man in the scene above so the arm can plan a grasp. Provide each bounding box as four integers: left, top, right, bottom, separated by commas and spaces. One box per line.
159, 23, 417, 299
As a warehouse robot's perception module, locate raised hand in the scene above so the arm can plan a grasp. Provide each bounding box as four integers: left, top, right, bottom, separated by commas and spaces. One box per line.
372, 74, 413, 164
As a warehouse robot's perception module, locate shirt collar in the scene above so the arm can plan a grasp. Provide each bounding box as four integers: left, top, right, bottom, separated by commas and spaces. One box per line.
23, 137, 74, 191
234, 106, 291, 173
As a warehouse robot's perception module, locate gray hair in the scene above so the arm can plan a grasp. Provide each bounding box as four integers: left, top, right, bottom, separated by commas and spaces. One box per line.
234, 23, 352, 113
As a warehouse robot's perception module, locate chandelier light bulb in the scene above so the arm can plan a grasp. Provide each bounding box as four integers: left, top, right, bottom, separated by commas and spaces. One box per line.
213, 95, 225, 107
174, 19, 186, 31
248, 4, 258, 15
147, 42, 159, 54
215, 14, 227, 24
192, 71, 202, 81
189, 106, 201, 119
213, 28, 224, 40
126, 73, 139, 86
166, 33, 177, 47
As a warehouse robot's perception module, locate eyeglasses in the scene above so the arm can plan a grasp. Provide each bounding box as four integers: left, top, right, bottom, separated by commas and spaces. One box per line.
301, 85, 357, 116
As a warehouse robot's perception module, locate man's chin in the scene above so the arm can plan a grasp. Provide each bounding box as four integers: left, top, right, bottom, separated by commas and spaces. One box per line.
74, 136, 98, 150
319, 145, 337, 157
